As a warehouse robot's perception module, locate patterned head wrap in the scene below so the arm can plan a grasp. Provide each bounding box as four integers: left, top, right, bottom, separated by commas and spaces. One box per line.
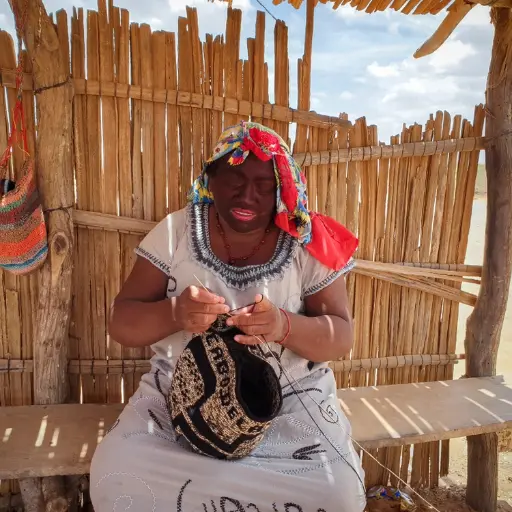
189, 121, 358, 271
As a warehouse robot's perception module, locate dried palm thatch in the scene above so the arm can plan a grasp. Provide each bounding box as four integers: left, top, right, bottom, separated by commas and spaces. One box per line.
210, 0, 498, 58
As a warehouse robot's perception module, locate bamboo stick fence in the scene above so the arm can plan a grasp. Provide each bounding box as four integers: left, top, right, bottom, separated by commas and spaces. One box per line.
0, 0, 484, 503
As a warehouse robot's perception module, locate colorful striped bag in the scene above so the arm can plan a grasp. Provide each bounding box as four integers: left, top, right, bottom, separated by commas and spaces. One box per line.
0, 47, 48, 275
0, 158, 48, 275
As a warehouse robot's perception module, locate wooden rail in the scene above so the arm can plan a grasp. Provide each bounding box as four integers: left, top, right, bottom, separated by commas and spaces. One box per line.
0, 70, 351, 130
0, 353, 464, 374
294, 137, 486, 166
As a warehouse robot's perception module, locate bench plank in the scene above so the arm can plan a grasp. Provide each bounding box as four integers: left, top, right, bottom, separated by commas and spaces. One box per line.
338, 375, 512, 449
1, 376, 511, 478
0, 403, 123, 479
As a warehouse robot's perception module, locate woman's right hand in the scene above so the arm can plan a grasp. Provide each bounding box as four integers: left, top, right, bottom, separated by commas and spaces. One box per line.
175, 285, 230, 333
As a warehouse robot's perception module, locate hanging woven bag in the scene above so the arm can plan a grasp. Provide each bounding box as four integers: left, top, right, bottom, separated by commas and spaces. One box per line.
0, 159, 48, 275
0, 29, 48, 275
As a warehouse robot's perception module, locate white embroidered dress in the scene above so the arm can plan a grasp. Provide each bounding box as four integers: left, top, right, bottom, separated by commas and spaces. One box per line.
90, 203, 366, 512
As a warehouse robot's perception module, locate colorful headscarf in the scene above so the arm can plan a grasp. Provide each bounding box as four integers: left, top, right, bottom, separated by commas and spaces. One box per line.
188, 121, 358, 271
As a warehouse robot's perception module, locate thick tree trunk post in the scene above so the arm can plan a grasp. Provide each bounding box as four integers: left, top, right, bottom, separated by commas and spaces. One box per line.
8, 0, 74, 510
464, 8, 512, 512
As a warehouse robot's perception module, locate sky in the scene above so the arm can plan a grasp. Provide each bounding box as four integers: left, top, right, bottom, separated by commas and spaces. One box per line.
0, 0, 493, 144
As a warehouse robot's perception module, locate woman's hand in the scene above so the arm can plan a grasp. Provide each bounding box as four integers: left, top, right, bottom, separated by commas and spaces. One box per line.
226, 294, 287, 345
176, 285, 230, 333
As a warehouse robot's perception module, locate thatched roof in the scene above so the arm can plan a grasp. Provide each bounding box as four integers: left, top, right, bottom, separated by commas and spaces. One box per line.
214, 0, 502, 57
273, 0, 465, 15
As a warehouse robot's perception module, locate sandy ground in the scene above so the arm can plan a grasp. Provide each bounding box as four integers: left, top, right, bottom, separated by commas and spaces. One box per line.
367, 487, 512, 512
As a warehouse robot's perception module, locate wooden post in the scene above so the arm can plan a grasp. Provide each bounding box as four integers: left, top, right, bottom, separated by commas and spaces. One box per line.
464, 8, 512, 512
8, 0, 74, 509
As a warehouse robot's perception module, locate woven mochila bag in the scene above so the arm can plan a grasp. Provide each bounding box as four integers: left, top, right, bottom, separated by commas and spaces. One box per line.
169, 314, 283, 460
0, 157, 48, 275
0, 42, 48, 275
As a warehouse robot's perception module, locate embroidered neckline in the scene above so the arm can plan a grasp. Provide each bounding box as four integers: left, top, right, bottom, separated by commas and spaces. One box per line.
187, 203, 297, 291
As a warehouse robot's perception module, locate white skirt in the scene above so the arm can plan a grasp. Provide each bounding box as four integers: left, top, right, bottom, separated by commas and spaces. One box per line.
90, 366, 367, 511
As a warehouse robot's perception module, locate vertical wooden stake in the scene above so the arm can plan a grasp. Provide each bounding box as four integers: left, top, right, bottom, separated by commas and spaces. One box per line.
465, 8, 512, 512
9, 0, 74, 509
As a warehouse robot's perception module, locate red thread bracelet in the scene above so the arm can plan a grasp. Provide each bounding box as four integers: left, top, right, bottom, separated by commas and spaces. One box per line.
276, 308, 291, 345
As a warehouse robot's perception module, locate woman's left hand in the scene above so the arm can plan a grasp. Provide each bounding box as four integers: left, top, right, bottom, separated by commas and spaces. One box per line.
226, 294, 287, 345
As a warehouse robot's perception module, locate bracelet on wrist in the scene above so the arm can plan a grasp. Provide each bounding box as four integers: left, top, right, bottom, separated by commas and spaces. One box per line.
276, 308, 291, 345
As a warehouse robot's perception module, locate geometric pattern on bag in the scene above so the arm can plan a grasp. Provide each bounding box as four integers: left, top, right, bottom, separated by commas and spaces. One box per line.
169, 316, 283, 460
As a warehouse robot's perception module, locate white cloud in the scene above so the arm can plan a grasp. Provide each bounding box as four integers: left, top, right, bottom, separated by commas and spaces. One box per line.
311, 91, 328, 109
168, 0, 251, 13
310, 7, 492, 142
367, 62, 400, 78
461, 5, 491, 27
382, 75, 461, 103
311, 96, 322, 109
388, 21, 401, 35
0, 9, 14, 35
312, 41, 405, 73
334, 5, 366, 19
428, 39, 477, 73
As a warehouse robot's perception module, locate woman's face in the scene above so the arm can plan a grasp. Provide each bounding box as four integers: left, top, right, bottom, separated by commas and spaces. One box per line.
208, 152, 277, 234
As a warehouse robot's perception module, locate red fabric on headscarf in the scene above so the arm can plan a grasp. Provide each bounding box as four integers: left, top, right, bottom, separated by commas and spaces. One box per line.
275, 211, 358, 271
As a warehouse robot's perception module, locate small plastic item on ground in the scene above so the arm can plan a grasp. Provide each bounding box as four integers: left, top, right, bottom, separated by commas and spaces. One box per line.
366, 485, 417, 511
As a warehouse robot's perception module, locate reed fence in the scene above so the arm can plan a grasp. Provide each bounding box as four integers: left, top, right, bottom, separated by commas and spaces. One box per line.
0, 0, 484, 502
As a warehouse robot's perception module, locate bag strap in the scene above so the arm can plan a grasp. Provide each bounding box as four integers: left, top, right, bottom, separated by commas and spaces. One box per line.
1, 0, 29, 179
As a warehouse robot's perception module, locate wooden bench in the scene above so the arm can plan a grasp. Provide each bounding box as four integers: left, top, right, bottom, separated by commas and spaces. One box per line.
1, 376, 512, 479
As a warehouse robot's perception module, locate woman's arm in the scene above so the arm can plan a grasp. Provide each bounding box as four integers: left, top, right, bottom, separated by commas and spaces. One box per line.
227, 276, 353, 363
109, 256, 229, 348
108, 257, 183, 347
281, 276, 353, 362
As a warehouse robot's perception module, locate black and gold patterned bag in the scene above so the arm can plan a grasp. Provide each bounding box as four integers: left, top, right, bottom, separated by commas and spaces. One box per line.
168, 316, 282, 460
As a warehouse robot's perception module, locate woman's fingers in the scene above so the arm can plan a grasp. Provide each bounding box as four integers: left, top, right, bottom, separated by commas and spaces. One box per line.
187, 287, 230, 315
188, 312, 218, 327
252, 294, 272, 312
189, 302, 230, 315
187, 285, 225, 304
233, 334, 263, 345
236, 323, 273, 336
230, 305, 255, 316
227, 312, 270, 327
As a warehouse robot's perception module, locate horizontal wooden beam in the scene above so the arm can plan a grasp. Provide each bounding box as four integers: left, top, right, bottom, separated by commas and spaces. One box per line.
331, 353, 464, 372
295, 136, 485, 167
0, 354, 463, 374
0, 70, 351, 130
74, 79, 352, 130
72, 210, 155, 235
0, 69, 33, 90
354, 267, 478, 306
353, 258, 481, 280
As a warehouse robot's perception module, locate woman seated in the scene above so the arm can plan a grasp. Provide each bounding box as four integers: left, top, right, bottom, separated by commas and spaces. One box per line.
90, 121, 366, 511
